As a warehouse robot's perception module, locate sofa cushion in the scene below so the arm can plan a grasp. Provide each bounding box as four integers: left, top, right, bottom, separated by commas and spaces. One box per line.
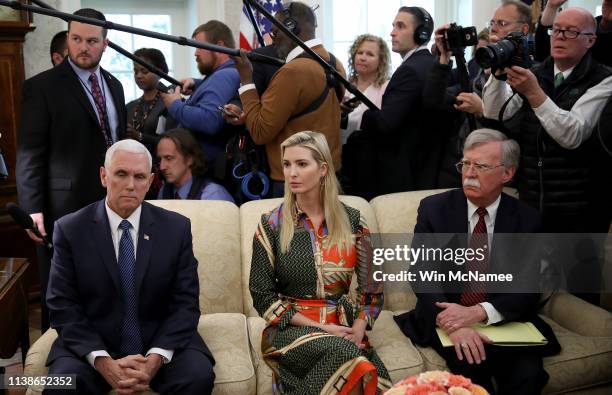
247, 316, 274, 395
239, 196, 380, 317
541, 316, 612, 394
24, 314, 256, 395
149, 200, 243, 314
368, 310, 425, 383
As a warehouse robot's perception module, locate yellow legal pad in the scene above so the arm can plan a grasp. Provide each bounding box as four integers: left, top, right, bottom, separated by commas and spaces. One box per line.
436, 322, 548, 347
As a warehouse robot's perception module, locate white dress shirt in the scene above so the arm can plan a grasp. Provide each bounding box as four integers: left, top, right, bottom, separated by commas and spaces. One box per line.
68, 57, 120, 143
86, 201, 173, 367
466, 196, 504, 325
482, 66, 612, 149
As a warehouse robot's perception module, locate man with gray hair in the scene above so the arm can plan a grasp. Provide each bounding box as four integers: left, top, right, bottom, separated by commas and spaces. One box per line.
483, 6, 612, 233
46, 140, 215, 394
395, 128, 560, 394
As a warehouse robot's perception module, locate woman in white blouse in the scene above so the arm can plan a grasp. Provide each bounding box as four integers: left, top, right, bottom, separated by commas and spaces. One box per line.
341, 34, 391, 145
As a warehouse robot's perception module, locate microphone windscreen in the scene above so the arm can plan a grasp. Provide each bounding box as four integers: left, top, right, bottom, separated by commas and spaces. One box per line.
6, 202, 35, 230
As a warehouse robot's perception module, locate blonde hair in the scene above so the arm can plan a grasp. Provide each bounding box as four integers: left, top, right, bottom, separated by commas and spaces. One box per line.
279, 131, 353, 253
348, 34, 391, 87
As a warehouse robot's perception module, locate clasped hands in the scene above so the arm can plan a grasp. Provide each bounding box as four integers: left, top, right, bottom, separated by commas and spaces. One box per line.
321, 319, 367, 350
436, 302, 491, 365
95, 354, 163, 394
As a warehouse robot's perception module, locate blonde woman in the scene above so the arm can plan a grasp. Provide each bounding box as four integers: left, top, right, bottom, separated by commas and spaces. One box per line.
341, 34, 391, 144
250, 131, 391, 394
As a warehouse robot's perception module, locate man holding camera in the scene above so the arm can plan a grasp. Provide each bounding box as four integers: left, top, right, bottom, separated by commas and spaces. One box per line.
482, 7, 612, 234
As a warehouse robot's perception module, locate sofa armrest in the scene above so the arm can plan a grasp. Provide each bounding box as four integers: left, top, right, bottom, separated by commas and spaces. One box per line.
541, 293, 612, 337
24, 329, 56, 394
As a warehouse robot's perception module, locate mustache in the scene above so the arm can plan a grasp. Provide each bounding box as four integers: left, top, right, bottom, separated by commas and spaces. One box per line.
463, 178, 481, 189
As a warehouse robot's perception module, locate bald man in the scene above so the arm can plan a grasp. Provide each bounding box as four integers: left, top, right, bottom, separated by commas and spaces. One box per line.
483, 7, 612, 234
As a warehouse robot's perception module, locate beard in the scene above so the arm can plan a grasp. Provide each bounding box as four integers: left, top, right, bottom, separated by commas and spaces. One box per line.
197, 52, 217, 76
69, 51, 103, 70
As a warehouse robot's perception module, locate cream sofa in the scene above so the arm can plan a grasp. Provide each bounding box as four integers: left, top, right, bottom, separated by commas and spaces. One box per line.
24, 191, 612, 394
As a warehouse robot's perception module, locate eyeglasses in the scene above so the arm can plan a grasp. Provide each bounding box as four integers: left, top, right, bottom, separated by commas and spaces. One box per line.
487, 19, 521, 29
547, 28, 595, 39
455, 161, 504, 174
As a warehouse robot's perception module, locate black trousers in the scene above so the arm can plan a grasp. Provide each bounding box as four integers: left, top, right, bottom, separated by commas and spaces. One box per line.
44, 348, 215, 395
432, 338, 549, 395
36, 244, 52, 332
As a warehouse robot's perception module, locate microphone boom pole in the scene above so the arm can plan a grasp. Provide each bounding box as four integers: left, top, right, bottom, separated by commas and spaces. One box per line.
0, 0, 285, 67
244, 4, 265, 48
242, 0, 377, 110
29, 0, 183, 87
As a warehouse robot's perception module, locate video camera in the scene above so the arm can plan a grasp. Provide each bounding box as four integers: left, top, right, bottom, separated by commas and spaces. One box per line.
475, 31, 534, 69
443, 23, 478, 54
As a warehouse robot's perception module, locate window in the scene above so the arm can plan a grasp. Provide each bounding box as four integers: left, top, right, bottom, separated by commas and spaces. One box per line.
323, 0, 474, 74
101, 14, 174, 103
324, 0, 436, 73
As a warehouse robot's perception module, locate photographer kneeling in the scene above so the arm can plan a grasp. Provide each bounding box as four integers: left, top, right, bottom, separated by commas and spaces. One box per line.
482, 6, 612, 234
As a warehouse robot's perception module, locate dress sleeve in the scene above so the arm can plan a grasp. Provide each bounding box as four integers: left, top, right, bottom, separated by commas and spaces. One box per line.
354, 216, 384, 330
249, 213, 296, 328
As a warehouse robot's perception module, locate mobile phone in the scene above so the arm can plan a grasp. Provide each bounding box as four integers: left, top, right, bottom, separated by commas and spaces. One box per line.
217, 105, 240, 119
343, 96, 362, 107
157, 82, 172, 94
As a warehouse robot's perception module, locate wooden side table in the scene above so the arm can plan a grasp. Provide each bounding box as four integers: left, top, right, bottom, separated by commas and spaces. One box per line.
0, 257, 30, 368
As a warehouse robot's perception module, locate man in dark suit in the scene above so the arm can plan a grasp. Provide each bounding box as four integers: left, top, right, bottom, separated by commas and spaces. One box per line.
45, 139, 215, 394
394, 129, 560, 394
354, 6, 436, 198
16, 8, 126, 331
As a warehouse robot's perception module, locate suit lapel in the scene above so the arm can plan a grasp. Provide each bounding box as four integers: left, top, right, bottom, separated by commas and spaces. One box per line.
92, 200, 121, 291
493, 193, 517, 233
135, 202, 154, 296
59, 59, 102, 129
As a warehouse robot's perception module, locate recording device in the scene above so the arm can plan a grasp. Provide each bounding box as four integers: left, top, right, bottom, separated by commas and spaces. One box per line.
6, 203, 53, 249
157, 81, 174, 94
343, 96, 362, 108
217, 105, 240, 119
443, 23, 478, 53
475, 31, 535, 69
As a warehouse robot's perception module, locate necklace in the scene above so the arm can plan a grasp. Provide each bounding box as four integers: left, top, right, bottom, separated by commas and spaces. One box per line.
132, 91, 160, 133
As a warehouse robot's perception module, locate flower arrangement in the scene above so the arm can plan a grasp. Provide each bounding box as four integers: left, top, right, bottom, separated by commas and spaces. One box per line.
384, 371, 489, 395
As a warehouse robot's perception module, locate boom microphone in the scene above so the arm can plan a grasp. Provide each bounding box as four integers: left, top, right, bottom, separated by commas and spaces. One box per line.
6, 203, 53, 249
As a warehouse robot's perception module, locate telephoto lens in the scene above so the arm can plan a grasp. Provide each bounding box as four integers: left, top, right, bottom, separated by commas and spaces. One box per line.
475, 31, 534, 69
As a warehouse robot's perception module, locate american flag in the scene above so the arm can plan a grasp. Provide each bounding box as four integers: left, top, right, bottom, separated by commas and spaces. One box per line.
240, 0, 284, 50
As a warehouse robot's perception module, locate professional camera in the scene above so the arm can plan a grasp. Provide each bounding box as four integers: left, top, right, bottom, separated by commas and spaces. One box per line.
443, 23, 478, 53
475, 31, 534, 69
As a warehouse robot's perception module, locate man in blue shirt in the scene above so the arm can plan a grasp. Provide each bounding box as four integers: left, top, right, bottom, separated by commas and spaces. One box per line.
157, 128, 234, 203
161, 20, 240, 167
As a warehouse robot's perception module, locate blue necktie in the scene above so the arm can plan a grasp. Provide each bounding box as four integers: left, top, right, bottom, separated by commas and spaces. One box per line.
118, 220, 143, 355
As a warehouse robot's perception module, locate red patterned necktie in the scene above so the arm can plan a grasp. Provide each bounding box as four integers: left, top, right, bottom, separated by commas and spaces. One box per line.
89, 73, 113, 148
460, 207, 489, 306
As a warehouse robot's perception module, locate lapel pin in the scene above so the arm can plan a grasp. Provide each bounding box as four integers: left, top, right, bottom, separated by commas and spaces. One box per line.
144, 234, 150, 240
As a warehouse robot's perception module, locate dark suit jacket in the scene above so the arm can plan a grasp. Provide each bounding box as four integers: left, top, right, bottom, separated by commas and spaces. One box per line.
394, 189, 560, 356
46, 200, 213, 364
16, 58, 127, 235
358, 49, 441, 196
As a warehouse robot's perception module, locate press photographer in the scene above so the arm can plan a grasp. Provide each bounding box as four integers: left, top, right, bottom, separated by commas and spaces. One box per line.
422, 23, 495, 188
482, 6, 612, 234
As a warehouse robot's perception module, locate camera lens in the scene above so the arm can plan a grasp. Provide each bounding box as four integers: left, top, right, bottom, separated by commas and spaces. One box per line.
475, 39, 515, 69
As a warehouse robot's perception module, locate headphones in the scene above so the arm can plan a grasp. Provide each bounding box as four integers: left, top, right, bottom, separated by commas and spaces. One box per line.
408, 7, 434, 45
281, 3, 301, 35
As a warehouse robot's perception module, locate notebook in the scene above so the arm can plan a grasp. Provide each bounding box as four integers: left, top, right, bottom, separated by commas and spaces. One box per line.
436, 321, 548, 347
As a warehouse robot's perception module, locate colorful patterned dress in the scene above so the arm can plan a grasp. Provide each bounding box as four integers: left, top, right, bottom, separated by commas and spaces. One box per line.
250, 203, 392, 395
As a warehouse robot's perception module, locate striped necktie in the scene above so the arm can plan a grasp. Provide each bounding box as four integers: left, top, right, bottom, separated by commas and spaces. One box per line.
460, 207, 489, 306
